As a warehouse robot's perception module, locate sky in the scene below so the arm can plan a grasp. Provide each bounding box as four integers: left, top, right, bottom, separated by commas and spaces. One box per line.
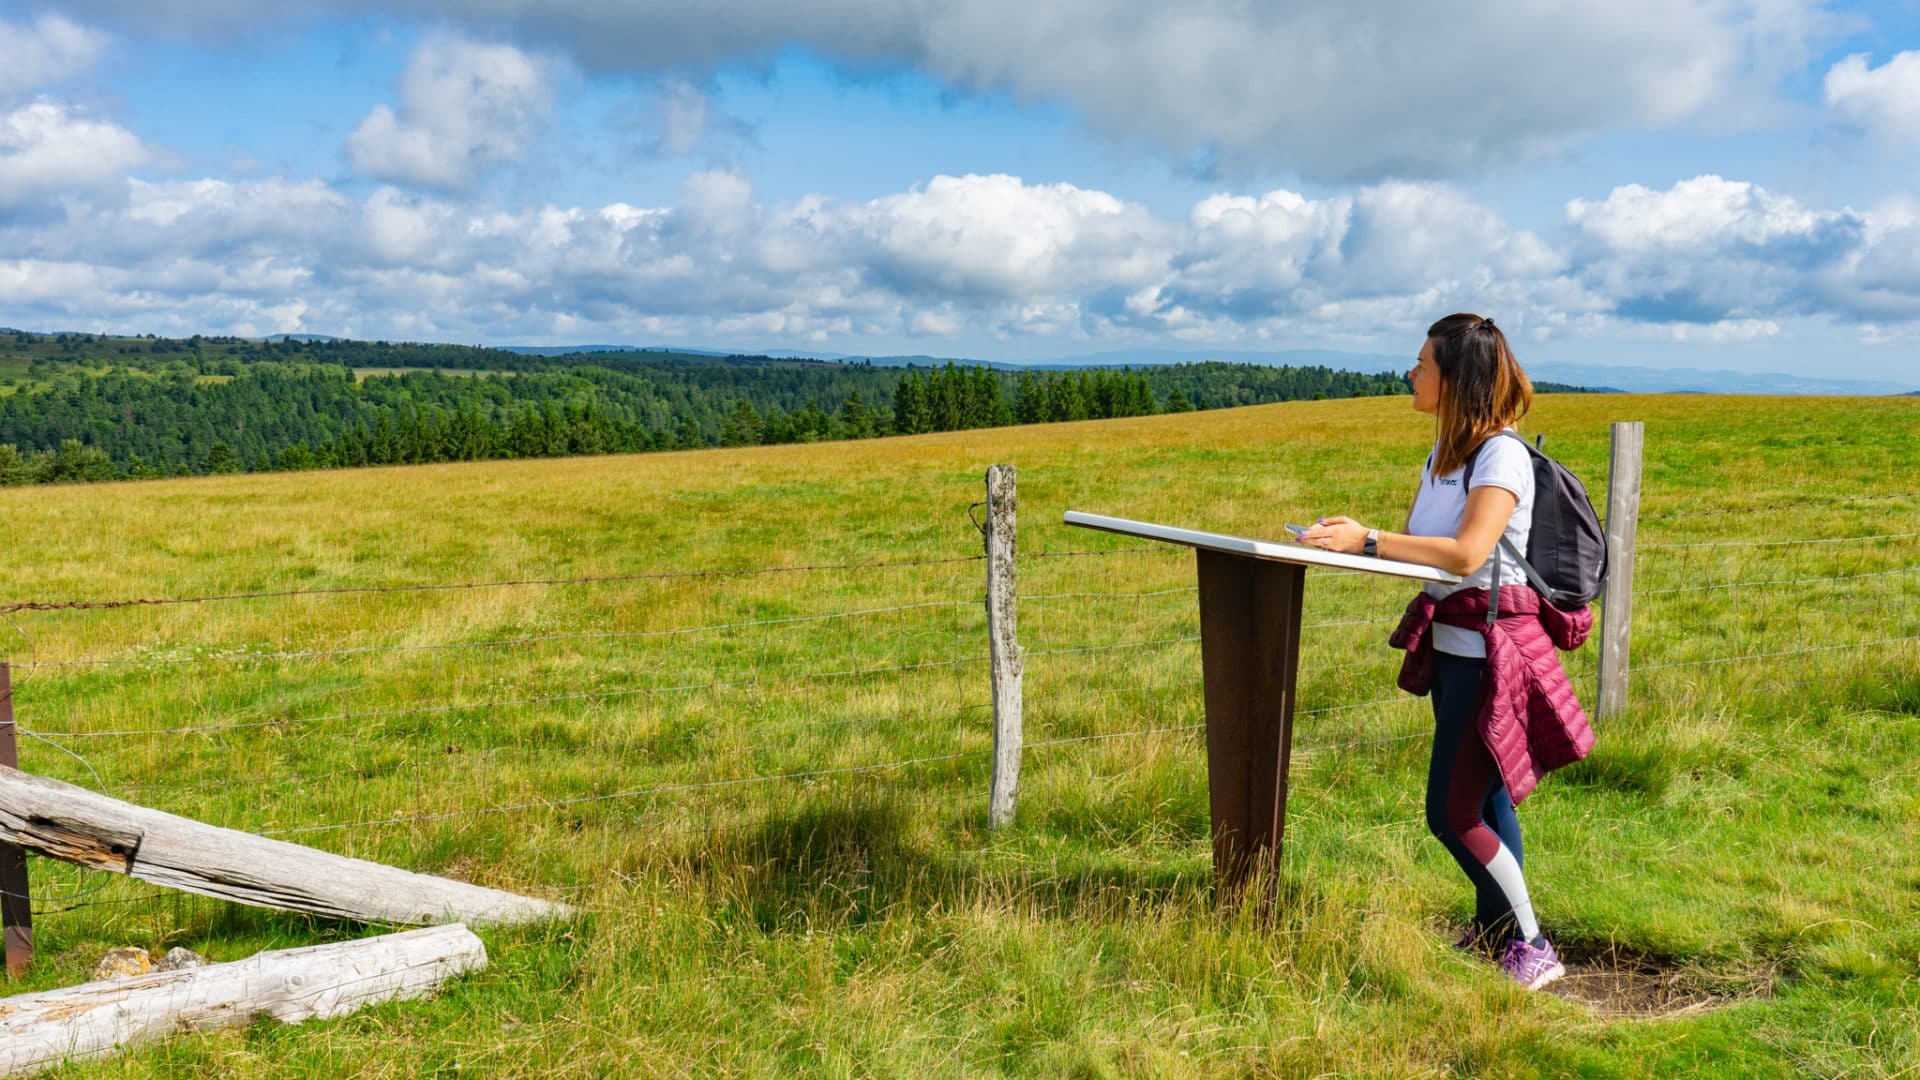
2, 2, 1919, 380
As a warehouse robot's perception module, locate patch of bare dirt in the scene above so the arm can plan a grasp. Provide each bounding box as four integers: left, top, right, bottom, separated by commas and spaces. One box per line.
1440, 922, 1773, 1019
1546, 941, 1771, 1019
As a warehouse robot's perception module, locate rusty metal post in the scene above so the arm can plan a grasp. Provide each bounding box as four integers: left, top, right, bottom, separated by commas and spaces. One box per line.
0, 661, 32, 977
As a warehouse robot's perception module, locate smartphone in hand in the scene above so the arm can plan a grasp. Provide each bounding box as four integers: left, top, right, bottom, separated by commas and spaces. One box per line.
1283, 523, 1310, 538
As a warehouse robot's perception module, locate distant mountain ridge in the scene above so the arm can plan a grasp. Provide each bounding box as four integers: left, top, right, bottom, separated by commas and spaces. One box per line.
507, 342, 1904, 393
7, 327, 1905, 394
1524, 361, 1909, 396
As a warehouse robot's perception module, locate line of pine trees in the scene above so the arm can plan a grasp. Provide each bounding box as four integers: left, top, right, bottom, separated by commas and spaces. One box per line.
0, 338, 1434, 487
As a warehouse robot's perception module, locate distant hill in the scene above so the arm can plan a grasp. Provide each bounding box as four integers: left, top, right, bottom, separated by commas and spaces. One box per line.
1525, 361, 1907, 396
0, 330, 1426, 486
1009, 346, 1404, 371
502, 344, 1002, 367
502, 344, 732, 358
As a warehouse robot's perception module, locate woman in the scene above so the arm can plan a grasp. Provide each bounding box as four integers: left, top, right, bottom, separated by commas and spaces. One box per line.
1297, 313, 1592, 991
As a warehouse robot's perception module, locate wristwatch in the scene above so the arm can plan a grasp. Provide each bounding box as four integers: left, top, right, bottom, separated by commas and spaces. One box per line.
1363, 529, 1380, 557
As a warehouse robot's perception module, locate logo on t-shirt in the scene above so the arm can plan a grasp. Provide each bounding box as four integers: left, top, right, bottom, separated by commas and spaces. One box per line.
1437, 477, 1459, 486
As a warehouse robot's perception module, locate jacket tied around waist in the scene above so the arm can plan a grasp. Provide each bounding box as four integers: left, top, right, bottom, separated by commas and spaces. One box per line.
1389, 583, 1595, 805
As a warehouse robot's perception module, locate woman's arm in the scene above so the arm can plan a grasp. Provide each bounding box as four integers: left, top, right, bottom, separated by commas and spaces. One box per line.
1299, 484, 1518, 577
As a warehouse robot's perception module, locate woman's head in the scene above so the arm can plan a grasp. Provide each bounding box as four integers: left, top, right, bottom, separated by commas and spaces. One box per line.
1412, 312, 1532, 475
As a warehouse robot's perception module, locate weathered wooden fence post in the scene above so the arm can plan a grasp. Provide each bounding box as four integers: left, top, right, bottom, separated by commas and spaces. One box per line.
985, 465, 1023, 829
0, 661, 31, 978
1597, 422, 1644, 721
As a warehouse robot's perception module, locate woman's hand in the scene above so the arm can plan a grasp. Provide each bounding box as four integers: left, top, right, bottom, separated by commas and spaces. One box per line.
1297, 515, 1368, 555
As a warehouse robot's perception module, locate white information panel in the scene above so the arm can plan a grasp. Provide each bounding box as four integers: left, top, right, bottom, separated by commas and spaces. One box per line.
1063, 511, 1461, 585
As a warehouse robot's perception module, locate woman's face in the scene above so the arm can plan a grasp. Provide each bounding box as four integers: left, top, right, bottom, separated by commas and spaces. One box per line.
1409, 339, 1442, 415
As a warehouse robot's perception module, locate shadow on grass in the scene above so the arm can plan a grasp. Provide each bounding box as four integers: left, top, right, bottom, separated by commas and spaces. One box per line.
682, 796, 1260, 935
1847, 668, 1920, 718
1554, 740, 1678, 799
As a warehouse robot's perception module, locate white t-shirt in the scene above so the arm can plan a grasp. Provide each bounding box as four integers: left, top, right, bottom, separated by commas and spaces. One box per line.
1406, 430, 1534, 658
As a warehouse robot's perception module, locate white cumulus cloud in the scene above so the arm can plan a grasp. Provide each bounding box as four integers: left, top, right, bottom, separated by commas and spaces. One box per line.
1824, 51, 1920, 147
347, 35, 556, 189
1566, 175, 1856, 253
0, 100, 147, 212
1565, 175, 1864, 325
7, 166, 1920, 351
0, 13, 107, 101
850, 173, 1171, 300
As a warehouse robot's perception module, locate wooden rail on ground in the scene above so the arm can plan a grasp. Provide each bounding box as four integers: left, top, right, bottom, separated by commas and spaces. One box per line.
0, 924, 486, 1077
0, 766, 569, 927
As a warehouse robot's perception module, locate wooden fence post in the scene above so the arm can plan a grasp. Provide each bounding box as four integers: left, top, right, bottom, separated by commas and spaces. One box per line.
1597, 422, 1644, 721
985, 465, 1023, 829
0, 662, 31, 978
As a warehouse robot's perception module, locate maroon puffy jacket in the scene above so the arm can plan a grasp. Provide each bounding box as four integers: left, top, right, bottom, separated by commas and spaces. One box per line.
1389, 584, 1596, 805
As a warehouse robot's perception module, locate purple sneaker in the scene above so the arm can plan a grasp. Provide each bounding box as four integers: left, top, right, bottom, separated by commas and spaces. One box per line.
1501, 938, 1566, 990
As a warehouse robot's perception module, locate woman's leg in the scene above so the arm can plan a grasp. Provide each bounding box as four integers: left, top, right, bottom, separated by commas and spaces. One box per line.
1424, 653, 1542, 947
1483, 782, 1522, 871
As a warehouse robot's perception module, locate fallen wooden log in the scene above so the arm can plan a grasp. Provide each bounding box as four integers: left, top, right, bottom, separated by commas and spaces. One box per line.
0, 766, 568, 926
0, 923, 485, 1076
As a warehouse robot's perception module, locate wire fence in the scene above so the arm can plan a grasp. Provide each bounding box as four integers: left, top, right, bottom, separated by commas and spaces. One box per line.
2, 475, 1917, 929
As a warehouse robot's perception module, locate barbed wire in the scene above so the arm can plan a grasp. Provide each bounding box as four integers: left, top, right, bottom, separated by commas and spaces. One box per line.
19, 883, 174, 916
1640, 564, 1920, 596
250, 699, 1443, 839
0, 552, 987, 617
1022, 587, 1195, 602
91, 700, 990, 799
1020, 586, 1395, 630
1029, 692, 1415, 738
1021, 546, 1174, 561
1641, 530, 1920, 551
1023, 635, 1198, 658
261, 749, 982, 836
0, 874, 125, 912
15, 599, 982, 671
1639, 632, 1920, 672
13, 627, 1397, 744
25, 651, 997, 739
1023, 648, 1400, 686
1638, 489, 1920, 524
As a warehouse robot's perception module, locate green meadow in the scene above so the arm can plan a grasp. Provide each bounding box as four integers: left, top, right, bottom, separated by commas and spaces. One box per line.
0, 392, 1916, 1077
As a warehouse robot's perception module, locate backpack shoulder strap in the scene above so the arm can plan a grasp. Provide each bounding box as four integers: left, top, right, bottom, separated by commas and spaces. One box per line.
1465, 430, 1537, 488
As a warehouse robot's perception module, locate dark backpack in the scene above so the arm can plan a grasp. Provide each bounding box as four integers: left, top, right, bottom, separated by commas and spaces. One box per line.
1464, 431, 1608, 612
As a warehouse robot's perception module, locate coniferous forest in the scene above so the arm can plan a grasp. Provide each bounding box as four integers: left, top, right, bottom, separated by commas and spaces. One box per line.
0, 331, 1583, 485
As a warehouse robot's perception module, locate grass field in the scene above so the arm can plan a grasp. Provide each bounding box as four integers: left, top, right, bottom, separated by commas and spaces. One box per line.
1, 393, 1917, 1077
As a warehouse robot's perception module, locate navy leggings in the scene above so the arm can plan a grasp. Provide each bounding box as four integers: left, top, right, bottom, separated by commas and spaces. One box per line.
1425, 652, 1525, 938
